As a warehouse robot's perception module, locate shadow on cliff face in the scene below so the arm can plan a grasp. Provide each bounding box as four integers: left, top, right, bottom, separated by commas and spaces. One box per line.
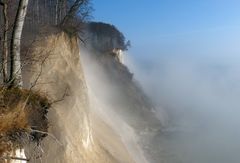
125, 53, 240, 163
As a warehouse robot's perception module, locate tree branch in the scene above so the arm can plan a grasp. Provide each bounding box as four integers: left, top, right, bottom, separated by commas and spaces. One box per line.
60, 0, 85, 26
0, 156, 30, 162
30, 129, 63, 146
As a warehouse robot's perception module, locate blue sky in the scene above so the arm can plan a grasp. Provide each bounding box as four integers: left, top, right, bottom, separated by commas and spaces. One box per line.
92, 0, 240, 60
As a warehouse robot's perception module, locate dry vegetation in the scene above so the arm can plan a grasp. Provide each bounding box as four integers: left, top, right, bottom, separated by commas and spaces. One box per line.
0, 87, 50, 159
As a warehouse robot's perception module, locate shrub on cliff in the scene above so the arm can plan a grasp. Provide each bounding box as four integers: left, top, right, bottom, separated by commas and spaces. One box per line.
0, 87, 50, 160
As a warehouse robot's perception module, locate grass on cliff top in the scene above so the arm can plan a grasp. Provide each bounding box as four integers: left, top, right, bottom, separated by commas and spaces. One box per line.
0, 87, 50, 158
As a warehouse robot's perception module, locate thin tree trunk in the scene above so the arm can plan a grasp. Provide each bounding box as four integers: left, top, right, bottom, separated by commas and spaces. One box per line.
10, 0, 29, 87
55, 0, 59, 25
58, 0, 62, 23
36, 0, 40, 24
63, 0, 67, 17
58, 0, 66, 24
2, 1, 9, 83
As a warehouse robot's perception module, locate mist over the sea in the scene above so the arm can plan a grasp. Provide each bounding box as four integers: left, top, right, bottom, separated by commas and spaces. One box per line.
124, 29, 240, 163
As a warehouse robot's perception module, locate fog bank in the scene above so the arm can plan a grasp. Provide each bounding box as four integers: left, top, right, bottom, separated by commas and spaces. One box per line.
125, 52, 240, 163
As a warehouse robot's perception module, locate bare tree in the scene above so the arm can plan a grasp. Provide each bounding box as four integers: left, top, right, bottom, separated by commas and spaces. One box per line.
59, 0, 67, 22
61, 0, 89, 26
9, 0, 29, 87
56, 0, 67, 25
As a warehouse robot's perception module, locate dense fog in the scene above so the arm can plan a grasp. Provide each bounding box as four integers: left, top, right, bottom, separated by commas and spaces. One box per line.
125, 32, 240, 163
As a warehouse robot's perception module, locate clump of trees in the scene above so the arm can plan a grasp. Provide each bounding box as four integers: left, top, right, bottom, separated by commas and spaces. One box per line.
0, 0, 92, 88
87, 22, 130, 53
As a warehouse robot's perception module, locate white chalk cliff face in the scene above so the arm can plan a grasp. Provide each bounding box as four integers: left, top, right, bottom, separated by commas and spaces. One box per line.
24, 32, 163, 163
26, 33, 135, 163
80, 45, 168, 163
112, 48, 124, 64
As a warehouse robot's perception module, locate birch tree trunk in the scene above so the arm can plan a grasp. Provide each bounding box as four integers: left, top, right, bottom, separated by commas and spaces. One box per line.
10, 0, 29, 87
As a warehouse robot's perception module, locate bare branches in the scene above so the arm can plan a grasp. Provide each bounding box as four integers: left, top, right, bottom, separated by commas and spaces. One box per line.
61, 0, 83, 26
29, 52, 50, 90
60, 0, 91, 26
50, 87, 69, 105
0, 156, 30, 162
